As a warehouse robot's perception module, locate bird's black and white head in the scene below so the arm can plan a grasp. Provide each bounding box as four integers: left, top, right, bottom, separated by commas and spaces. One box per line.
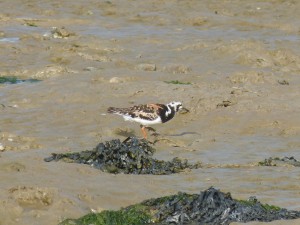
167, 101, 183, 112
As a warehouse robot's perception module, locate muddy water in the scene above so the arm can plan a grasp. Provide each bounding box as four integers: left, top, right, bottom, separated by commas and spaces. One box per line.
1, 0, 300, 224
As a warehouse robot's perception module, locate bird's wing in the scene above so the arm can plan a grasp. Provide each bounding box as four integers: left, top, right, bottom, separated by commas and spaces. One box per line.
108, 104, 166, 121
127, 104, 162, 120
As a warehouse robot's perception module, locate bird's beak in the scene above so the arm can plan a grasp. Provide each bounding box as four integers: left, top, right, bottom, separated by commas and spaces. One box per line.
179, 107, 189, 114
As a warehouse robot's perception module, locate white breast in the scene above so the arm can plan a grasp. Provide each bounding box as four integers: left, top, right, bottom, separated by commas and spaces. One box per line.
123, 115, 162, 126
165, 106, 172, 117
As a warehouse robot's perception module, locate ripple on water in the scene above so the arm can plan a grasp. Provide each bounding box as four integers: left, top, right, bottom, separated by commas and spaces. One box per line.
0, 37, 19, 43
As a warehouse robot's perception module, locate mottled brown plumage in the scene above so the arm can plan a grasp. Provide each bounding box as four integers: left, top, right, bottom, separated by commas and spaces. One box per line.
107, 101, 183, 139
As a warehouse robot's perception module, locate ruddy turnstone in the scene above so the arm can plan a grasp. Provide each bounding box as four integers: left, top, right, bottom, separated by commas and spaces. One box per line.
107, 101, 184, 139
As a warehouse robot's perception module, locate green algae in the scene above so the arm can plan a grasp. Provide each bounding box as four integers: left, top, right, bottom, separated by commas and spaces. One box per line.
262, 204, 281, 211
0, 76, 40, 84
59, 205, 151, 225
237, 199, 281, 211
0, 76, 17, 84
59, 193, 190, 225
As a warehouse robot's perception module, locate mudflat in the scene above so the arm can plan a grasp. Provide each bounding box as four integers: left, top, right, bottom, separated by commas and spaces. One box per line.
0, 1, 300, 224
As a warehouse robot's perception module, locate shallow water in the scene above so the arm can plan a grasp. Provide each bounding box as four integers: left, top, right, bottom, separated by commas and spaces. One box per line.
1, 0, 300, 224
0, 37, 20, 43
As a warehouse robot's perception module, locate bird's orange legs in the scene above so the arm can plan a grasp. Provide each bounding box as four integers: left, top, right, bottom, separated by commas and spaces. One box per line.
141, 126, 148, 139
140, 125, 159, 139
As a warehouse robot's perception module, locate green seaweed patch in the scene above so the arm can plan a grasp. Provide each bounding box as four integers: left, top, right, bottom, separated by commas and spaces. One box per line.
0, 76, 40, 84
237, 199, 281, 211
59, 205, 151, 225
262, 203, 281, 211
0, 76, 17, 84
164, 80, 192, 85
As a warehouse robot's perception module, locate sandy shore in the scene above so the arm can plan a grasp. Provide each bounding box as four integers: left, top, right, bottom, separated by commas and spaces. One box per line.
1, 0, 300, 224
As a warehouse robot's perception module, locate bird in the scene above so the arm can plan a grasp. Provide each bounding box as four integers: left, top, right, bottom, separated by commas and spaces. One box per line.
107, 101, 185, 139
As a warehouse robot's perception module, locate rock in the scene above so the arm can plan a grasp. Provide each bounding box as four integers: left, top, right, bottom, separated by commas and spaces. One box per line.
109, 77, 124, 83
278, 80, 289, 85
43, 27, 75, 39
136, 63, 156, 71
0, 143, 5, 151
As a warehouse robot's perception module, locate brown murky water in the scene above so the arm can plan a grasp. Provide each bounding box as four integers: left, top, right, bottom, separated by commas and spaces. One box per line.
1, 0, 300, 224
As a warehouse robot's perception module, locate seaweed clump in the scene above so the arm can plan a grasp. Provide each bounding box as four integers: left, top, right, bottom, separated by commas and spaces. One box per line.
45, 137, 200, 175
143, 187, 300, 224
59, 187, 300, 225
258, 156, 300, 167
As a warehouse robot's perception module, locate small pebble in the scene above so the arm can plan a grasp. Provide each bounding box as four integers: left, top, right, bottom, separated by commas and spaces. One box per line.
109, 77, 123, 83
8, 104, 18, 108
278, 80, 289, 85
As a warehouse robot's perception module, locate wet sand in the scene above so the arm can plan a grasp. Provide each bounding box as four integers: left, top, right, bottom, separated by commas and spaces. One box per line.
1, 0, 300, 224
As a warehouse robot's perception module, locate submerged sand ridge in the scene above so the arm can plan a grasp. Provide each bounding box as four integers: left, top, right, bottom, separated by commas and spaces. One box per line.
0, 0, 300, 224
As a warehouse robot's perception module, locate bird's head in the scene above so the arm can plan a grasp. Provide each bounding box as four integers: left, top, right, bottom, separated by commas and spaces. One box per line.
167, 101, 183, 112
